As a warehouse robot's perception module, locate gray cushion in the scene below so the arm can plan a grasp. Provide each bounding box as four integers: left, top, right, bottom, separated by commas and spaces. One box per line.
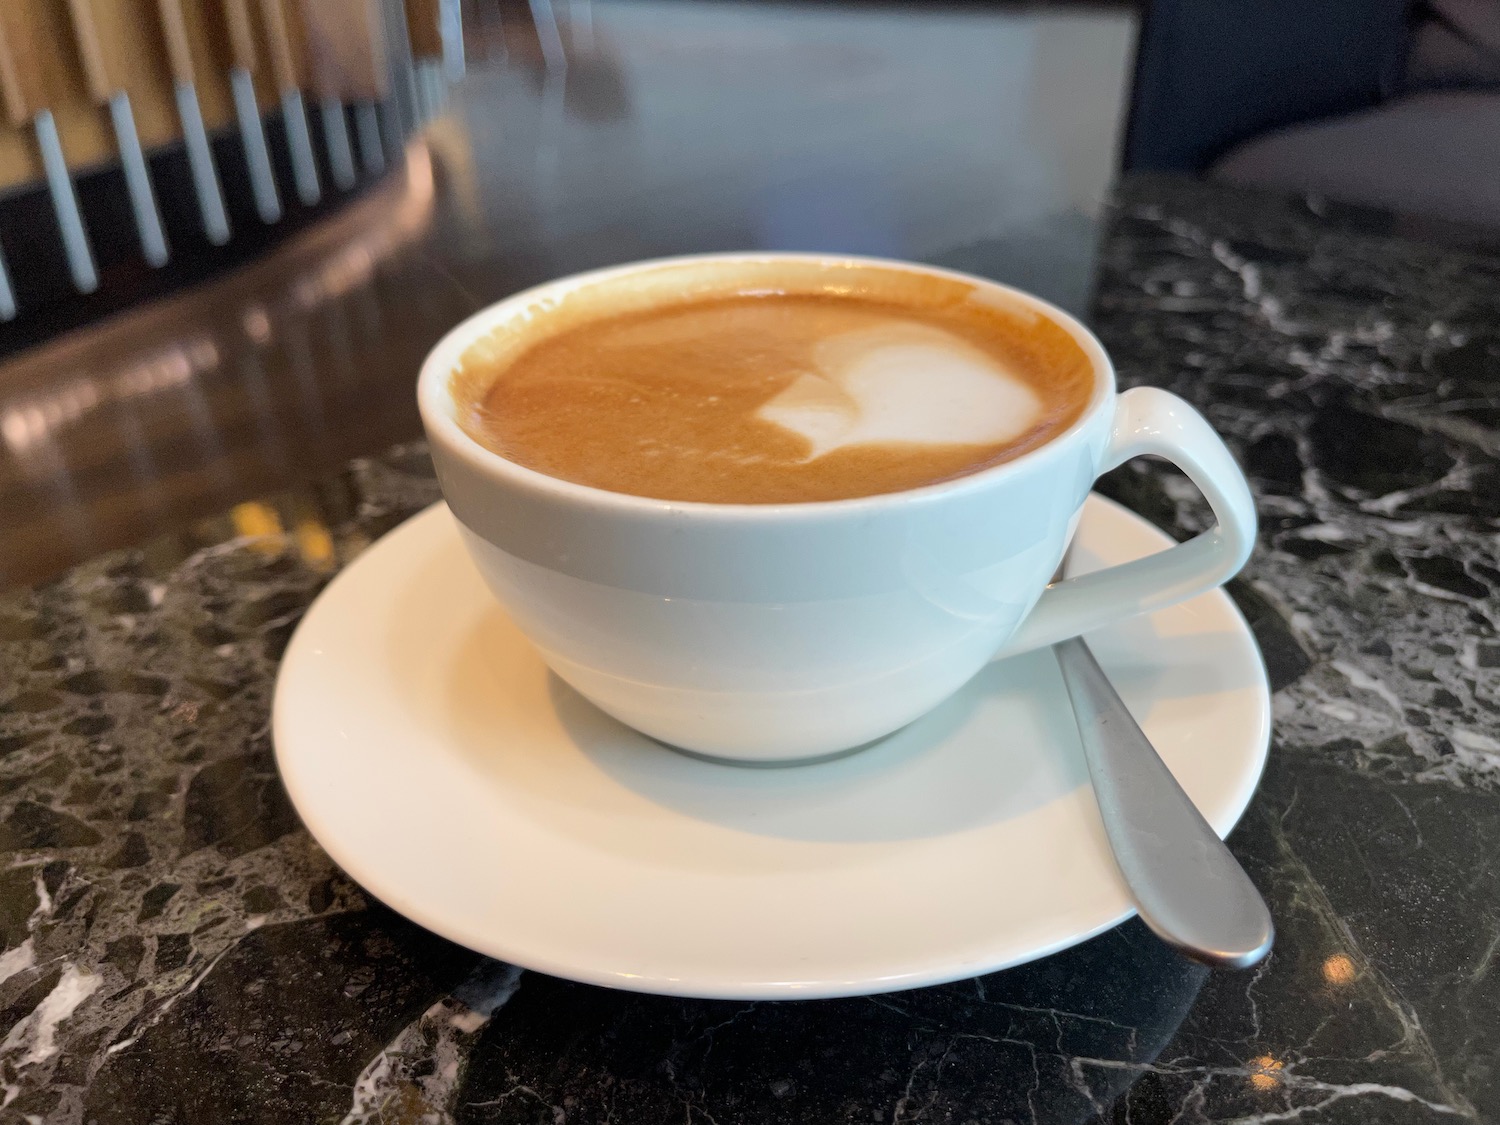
1209, 91, 1500, 230
1407, 0, 1500, 88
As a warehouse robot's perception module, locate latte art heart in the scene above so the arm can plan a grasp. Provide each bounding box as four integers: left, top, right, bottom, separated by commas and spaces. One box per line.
757, 325, 1043, 460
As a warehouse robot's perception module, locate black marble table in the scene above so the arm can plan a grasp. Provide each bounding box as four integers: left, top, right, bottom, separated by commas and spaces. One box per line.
2, 174, 1499, 1124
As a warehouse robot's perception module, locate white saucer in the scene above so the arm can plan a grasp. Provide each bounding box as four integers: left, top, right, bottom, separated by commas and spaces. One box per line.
273, 496, 1270, 999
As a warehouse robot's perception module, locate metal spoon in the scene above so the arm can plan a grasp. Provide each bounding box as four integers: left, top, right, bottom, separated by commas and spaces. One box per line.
1050, 571, 1274, 968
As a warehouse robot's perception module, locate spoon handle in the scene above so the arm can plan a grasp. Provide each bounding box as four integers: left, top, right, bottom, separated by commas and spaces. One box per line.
1053, 635, 1274, 968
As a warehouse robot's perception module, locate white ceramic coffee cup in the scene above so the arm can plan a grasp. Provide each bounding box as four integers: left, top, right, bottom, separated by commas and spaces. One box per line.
418, 253, 1256, 763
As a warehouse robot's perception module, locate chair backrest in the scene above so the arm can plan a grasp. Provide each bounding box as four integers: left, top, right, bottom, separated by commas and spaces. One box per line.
1123, 0, 1413, 172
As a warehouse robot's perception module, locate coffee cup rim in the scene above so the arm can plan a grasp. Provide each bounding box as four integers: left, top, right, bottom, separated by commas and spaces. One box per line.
418, 252, 1115, 519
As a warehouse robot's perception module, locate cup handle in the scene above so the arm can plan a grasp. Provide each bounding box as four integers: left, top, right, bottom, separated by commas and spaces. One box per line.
994, 386, 1257, 660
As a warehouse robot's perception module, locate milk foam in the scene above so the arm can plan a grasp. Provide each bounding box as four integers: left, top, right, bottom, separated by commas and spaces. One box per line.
757, 323, 1043, 459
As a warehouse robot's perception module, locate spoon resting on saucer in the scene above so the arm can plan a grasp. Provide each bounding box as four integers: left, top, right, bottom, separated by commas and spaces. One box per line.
1052, 604, 1274, 968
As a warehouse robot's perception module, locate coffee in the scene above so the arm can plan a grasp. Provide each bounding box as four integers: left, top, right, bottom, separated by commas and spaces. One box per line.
455, 263, 1095, 504
423, 255, 1256, 757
